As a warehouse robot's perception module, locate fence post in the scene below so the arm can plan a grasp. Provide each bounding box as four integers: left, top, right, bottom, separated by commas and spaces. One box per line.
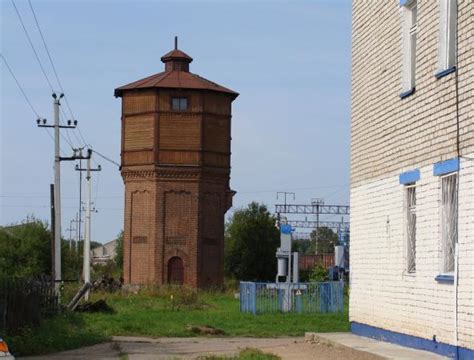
339, 281, 345, 312
295, 285, 303, 313
319, 282, 329, 313
250, 282, 257, 315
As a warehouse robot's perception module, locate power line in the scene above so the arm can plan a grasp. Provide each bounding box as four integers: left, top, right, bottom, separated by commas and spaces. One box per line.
59, 106, 88, 149
0, 194, 122, 199
1, 205, 123, 211
0, 53, 66, 155
75, 125, 89, 148
57, 110, 76, 150
91, 149, 120, 168
10, 0, 54, 92
93, 170, 101, 207
27, 0, 62, 94
238, 184, 348, 194
27, 0, 81, 128
25, 0, 85, 150
1, 54, 40, 118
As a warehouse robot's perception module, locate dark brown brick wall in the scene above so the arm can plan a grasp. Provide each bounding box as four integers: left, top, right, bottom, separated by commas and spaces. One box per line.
120, 89, 233, 288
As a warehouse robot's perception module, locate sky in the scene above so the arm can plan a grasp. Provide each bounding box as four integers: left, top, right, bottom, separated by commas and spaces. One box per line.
1, 0, 352, 243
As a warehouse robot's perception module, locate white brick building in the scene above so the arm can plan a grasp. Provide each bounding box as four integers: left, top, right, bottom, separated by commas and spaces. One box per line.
350, 1, 473, 358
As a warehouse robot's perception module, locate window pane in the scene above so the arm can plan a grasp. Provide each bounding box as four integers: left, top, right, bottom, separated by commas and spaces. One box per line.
172, 98, 180, 110
179, 98, 187, 110
172, 97, 187, 111
406, 186, 416, 273
411, 6, 417, 26
441, 174, 457, 273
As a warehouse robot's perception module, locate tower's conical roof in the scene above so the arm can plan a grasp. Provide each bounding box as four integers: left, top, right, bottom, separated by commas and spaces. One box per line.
114, 39, 238, 99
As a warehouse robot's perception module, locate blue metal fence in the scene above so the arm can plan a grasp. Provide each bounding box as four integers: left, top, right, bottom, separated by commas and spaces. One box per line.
240, 281, 344, 315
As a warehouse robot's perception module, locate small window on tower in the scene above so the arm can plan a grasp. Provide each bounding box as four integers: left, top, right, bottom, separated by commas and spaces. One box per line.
171, 97, 188, 111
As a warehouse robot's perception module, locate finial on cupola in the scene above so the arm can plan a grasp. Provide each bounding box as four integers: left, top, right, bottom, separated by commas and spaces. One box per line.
174, 36, 178, 50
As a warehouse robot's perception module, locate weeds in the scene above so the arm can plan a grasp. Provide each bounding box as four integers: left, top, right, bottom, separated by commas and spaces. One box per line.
198, 348, 281, 360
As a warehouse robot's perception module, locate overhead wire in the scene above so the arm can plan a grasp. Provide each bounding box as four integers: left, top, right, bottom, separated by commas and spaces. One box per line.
92, 149, 121, 168
27, 0, 111, 162
94, 171, 101, 209
10, 0, 54, 92
1, 53, 66, 156
238, 184, 349, 194
17, 1, 120, 174
25, 0, 86, 150
27, 0, 63, 95
1, 53, 40, 118
58, 109, 76, 150
11, 0, 79, 155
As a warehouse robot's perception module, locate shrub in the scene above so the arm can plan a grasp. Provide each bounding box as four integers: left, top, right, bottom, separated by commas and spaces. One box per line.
309, 264, 328, 282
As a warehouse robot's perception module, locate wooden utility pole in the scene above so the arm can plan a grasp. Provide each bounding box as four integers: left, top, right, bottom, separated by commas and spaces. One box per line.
75, 149, 101, 299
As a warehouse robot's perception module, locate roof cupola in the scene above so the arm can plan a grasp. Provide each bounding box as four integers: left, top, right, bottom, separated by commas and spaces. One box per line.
160, 36, 193, 72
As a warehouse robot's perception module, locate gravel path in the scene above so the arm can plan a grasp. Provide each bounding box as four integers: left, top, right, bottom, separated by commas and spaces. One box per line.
23, 336, 384, 360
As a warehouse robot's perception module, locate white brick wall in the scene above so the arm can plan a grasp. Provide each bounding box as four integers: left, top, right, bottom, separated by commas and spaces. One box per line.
349, 154, 474, 349
350, 0, 473, 350
351, 0, 474, 187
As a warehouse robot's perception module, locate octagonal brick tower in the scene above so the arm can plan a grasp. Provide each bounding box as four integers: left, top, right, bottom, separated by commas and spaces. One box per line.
115, 40, 238, 288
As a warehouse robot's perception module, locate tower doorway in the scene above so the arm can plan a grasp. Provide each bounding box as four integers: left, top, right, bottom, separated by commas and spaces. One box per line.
167, 256, 184, 285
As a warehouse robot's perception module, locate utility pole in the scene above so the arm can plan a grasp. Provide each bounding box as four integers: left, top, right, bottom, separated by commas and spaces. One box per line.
65, 219, 76, 250
72, 212, 82, 252
76, 149, 101, 299
37, 93, 77, 292
276, 192, 295, 229
311, 198, 324, 255
277, 192, 296, 207
50, 184, 55, 280
76, 149, 85, 248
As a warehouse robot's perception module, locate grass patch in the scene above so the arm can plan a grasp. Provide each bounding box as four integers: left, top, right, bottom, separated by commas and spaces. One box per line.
5, 287, 348, 357
198, 348, 280, 360
4, 312, 108, 357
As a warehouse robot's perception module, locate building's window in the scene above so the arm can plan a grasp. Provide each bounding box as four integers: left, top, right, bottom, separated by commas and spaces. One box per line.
401, 1, 417, 97
406, 185, 416, 273
440, 173, 457, 273
437, 0, 457, 77
171, 97, 188, 111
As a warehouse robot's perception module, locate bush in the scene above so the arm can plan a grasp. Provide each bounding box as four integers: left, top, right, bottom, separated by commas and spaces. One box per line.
0, 219, 51, 278
309, 264, 328, 282
0, 218, 83, 281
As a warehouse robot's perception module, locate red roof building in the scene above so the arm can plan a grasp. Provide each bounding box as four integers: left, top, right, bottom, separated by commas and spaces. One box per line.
115, 39, 238, 288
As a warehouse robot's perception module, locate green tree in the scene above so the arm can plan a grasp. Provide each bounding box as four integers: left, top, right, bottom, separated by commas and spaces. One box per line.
292, 239, 311, 254
62, 239, 82, 281
224, 202, 280, 281
309, 226, 339, 254
114, 230, 124, 272
0, 217, 85, 280
0, 219, 51, 278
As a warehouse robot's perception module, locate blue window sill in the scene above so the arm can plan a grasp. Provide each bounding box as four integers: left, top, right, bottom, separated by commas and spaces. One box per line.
435, 274, 454, 283
435, 66, 456, 80
400, 88, 415, 99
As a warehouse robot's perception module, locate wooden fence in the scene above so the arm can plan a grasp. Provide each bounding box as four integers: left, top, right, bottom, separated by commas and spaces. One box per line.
299, 254, 334, 270
0, 278, 59, 334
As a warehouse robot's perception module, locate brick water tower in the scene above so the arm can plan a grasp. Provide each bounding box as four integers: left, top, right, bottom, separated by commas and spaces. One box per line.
115, 38, 238, 288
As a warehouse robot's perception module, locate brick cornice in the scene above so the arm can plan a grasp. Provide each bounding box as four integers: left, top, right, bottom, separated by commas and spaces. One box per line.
122, 167, 229, 181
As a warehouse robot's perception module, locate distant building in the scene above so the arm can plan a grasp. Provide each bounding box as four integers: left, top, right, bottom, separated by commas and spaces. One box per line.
90, 240, 118, 265
115, 39, 238, 288
350, 1, 473, 359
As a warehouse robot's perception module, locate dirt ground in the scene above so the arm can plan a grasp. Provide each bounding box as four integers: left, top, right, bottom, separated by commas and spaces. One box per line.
23, 336, 384, 360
